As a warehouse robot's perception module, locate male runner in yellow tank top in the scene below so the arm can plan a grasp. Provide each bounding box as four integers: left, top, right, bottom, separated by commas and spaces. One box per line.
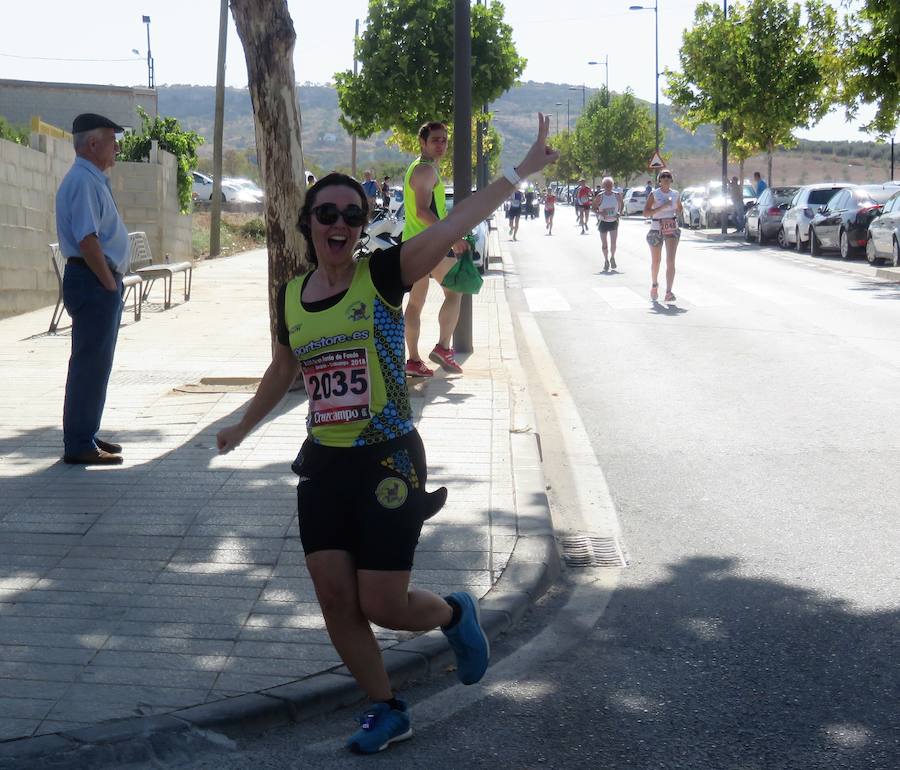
402, 121, 468, 377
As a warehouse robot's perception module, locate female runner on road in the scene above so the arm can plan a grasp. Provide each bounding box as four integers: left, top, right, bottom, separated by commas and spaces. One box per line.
215, 115, 558, 756
643, 169, 682, 302
593, 176, 623, 271
543, 187, 556, 235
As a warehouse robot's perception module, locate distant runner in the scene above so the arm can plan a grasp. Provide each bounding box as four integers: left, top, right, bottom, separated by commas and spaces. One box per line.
643, 169, 682, 302
593, 176, 623, 271
575, 178, 592, 234
543, 188, 556, 235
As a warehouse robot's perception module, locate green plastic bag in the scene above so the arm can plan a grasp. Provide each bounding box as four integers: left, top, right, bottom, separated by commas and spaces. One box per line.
441, 234, 483, 295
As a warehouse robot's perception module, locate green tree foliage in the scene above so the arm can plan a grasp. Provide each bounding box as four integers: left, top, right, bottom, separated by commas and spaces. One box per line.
842, 0, 900, 137
544, 130, 581, 183
573, 88, 657, 183
0, 115, 29, 145
665, 0, 839, 181
117, 107, 203, 213
334, 0, 525, 137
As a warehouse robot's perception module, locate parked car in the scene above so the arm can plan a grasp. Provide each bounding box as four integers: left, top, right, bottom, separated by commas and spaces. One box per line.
744, 186, 799, 244
223, 177, 265, 203
779, 183, 851, 251
865, 189, 900, 266
808, 184, 896, 259
677, 186, 702, 228
698, 181, 756, 229
623, 188, 648, 216
191, 171, 257, 203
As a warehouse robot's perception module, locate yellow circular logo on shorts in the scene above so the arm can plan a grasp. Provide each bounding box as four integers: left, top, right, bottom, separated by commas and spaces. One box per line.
375, 477, 408, 509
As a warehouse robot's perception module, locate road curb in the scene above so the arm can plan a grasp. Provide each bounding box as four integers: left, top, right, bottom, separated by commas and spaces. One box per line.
0, 255, 559, 770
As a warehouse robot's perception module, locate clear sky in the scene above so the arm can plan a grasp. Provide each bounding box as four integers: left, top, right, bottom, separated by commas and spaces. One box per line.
0, 0, 879, 142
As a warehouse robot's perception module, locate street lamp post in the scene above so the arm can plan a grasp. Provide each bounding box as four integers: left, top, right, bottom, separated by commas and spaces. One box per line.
142, 15, 154, 89
588, 56, 609, 105
569, 84, 585, 109
628, 1, 658, 151
554, 102, 563, 135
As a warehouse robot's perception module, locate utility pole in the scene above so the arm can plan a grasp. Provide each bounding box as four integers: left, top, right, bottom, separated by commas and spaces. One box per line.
351, 18, 359, 178
210, 0, 228, 257
452, 0, 473, 353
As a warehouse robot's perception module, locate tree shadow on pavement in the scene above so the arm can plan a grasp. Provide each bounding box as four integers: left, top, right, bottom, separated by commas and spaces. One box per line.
474, 555, 898, 770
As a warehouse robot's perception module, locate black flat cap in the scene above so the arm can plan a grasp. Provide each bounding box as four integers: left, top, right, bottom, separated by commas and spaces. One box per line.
72, 113, 124, 134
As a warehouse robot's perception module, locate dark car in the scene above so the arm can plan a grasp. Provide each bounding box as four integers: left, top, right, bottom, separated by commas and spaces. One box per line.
745, 186, 799, 245
809, 185, 897, 259
866, 189, 900, 266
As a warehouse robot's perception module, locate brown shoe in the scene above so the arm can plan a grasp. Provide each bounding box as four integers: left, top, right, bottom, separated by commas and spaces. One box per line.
63, 448, 123, 466
94, 438, 122, 454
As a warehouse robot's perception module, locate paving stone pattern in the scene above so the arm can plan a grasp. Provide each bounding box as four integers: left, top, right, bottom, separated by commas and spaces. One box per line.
0, 245, 526, 742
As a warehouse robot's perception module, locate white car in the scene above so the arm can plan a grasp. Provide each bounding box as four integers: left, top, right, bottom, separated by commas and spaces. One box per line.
191, 171, 258, 203
623, 188, 649, 216
223, 177, 265, 203
780, 183, 851, 251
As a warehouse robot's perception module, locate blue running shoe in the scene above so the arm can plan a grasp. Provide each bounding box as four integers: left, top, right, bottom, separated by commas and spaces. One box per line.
442, 591, 490, 685
346, 701, 412, 754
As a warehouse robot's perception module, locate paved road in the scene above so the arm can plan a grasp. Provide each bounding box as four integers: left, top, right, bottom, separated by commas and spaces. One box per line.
122, 212, 898, 769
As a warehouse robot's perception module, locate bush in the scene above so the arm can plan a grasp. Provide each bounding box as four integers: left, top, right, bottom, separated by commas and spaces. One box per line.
0, 115, 28, 145
117, 107, 203, 214
238, 218, 266, 239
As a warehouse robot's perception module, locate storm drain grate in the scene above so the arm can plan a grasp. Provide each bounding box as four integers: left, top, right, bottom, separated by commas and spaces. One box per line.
559, 535, 628, 568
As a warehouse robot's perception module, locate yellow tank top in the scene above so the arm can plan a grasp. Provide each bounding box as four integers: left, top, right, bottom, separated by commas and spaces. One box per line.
402, 157, 446, 240
284, 258, 413, 447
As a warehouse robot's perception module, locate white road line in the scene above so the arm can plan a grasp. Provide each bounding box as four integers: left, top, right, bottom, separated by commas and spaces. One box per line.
591, 286, 648, 309
671, 284, 733, 308
739, 282, 815, 306
523, 287, 571, 312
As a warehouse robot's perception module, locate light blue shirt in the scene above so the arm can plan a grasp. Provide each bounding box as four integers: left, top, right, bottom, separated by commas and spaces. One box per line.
56, 157, 130, 274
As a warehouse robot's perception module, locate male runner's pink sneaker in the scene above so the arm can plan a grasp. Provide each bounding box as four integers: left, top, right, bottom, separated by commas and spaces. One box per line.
429, 344, 463, 374
405, 359, 434, 378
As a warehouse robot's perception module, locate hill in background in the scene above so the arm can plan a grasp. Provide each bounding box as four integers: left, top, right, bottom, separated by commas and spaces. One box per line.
158, 82, 895, 188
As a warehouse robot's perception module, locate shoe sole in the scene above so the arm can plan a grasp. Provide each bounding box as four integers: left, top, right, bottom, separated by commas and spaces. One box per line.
428, 352, 462, 373
348, 727, 414, 754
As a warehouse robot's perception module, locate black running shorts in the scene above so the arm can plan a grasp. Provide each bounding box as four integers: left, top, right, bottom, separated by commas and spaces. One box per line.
598, 219, 619, 232
293, 431, 430, 571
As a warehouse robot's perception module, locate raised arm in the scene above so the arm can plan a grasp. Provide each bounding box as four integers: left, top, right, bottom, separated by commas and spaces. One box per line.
399, 114, 559, 286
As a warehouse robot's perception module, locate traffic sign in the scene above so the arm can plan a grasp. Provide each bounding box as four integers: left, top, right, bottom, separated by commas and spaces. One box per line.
648, 150, 666, 169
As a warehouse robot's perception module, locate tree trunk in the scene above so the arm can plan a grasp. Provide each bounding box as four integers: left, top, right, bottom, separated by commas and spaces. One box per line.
739, 159, 745, 184
767, 144, 774, 189
230, 0, 308, 351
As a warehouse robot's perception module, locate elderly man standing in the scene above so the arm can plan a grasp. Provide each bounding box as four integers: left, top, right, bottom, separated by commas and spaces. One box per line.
57, 113, 130, 465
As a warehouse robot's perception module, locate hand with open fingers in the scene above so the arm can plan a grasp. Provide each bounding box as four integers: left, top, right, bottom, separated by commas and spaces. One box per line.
216, 424, 247, 454
516, 113, 560, 179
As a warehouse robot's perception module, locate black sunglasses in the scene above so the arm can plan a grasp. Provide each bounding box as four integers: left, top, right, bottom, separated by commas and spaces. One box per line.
658, 174, 673, 180
311, 203, 367, 227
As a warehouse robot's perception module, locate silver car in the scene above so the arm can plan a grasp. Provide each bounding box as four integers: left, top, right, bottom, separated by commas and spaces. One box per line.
865, 189, 900, 266
779, 183, 851, 251
745, 186, 798, 245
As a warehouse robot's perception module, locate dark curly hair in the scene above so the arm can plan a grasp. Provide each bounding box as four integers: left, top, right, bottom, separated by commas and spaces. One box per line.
297, 173, 369, 266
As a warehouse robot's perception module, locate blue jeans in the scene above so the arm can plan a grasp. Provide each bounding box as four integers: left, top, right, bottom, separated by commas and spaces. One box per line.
733, 206, 745, 231
62, 261, 124, 455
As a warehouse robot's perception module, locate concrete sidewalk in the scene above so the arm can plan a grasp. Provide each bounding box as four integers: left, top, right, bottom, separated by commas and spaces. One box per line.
0, 245, 557, 767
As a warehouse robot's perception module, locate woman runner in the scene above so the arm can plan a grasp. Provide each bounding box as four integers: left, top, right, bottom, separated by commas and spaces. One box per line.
543, 188, 556, 235
642, 169, 682, 302
215, 115, 558, 755
593, 176, 623, 271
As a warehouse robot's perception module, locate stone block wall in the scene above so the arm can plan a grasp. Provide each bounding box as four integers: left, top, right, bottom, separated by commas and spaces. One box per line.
0, 134, 74, 318
0, 135, 191, 320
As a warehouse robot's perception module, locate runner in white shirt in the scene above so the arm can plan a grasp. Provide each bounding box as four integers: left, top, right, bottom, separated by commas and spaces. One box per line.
592, 176, 623, 272
642, 169, 683, 302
